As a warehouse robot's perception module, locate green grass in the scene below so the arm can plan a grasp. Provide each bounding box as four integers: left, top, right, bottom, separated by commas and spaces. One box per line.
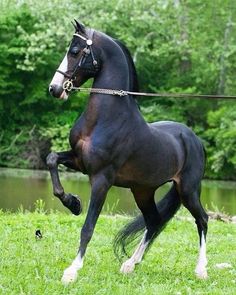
0, 210, 235, 295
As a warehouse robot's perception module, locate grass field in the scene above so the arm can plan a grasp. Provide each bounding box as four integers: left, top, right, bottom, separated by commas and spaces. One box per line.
0, 209, 235, 295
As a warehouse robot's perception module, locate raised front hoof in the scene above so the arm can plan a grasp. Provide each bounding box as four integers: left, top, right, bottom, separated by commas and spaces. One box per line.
63, 194, 82, 216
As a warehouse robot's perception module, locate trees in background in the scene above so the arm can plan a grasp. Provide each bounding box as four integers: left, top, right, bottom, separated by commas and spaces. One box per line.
0, 0, 235, 179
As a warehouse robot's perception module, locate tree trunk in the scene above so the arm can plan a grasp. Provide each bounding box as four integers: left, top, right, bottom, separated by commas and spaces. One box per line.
218, 15, 232, 95
174, 0, 191, 74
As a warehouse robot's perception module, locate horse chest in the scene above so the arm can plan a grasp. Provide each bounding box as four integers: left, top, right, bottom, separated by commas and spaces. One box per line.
77, 137, 92, 156
76, 135, 113, 173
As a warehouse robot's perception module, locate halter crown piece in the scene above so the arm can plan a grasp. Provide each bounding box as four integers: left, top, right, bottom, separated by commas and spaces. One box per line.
57, 29, 98, 92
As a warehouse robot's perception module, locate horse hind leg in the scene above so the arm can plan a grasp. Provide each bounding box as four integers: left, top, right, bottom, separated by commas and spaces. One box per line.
118, 185, 181, 274
120, 229, 149, 274
179, 181, 208, 279
120, 188, 159, 274
46, 151, 82, 215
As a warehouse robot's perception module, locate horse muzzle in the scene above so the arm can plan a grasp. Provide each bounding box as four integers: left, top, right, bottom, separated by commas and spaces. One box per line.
49, 84, 69, 100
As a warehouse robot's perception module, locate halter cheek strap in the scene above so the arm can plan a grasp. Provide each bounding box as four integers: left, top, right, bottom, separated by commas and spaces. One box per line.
72, 29, 98, 70
83, 29, 98, 67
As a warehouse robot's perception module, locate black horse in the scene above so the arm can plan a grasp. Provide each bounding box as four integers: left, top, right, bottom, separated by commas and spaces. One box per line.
48, 20, 208, 284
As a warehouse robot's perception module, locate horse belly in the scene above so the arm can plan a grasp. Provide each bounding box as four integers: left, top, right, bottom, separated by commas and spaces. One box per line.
114, 135, 185, 188
115, 158, 174, 188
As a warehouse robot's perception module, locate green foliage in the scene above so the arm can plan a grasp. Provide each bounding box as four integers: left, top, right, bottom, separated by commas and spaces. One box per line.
0, 0, 236, 179
205, 105, 236, 179
0, 126, 50, 169
34, 199, 46, 214
40, 124, 71, 152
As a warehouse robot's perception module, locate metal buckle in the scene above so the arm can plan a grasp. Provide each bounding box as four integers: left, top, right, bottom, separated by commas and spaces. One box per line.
63, 80, 74, 92
86, 39, 93, 46
113, 90, 127, 97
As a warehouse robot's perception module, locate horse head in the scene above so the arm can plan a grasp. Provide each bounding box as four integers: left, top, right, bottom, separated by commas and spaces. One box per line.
49, 20, 101, 100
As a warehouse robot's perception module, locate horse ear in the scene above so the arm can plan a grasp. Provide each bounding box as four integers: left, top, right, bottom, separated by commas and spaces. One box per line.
73, 19, 86, 33
71, 20, 77, 32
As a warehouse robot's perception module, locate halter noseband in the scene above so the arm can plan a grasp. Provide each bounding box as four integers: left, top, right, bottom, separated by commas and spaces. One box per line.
56, 29, 98, 92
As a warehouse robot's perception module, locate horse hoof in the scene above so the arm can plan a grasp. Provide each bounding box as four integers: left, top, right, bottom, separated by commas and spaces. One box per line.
120, 259, 135, 274
64, 194, 82, 216
195, 267, 208, 279
61, 267, 78, 284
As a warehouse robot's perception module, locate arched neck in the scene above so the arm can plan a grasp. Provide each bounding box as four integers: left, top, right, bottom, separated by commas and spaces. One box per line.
83, 34, 143, 129
93, 38, 130, 91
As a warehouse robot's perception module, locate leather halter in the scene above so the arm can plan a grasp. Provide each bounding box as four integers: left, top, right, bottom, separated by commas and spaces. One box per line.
56, 29, 99, 91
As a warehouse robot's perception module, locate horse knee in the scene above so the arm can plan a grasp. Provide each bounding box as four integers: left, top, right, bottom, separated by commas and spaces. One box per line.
46, 152, 58, 168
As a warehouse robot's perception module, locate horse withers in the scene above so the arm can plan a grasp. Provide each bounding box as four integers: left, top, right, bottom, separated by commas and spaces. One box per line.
47, 20, 208, 284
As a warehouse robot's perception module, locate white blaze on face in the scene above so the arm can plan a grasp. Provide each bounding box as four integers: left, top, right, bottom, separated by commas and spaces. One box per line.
50, 53, 69, 100
51, 53, 68, 86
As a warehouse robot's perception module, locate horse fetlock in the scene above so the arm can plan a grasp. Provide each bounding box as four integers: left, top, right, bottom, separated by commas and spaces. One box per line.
63, 193, 82, 215
46, 152, 58, 168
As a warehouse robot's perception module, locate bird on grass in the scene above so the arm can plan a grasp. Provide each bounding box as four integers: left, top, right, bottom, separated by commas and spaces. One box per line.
35, 229, 42, 240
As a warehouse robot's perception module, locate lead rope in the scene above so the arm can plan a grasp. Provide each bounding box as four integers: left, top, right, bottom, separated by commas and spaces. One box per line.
64, 85, 236, 100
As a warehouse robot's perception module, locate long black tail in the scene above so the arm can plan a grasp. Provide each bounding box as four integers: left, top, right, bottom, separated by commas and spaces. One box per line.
114, 185, 181, 260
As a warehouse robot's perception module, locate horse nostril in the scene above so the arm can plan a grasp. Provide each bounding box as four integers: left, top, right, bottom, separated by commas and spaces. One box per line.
49, 85, 54, 94
48, 84, 64, 98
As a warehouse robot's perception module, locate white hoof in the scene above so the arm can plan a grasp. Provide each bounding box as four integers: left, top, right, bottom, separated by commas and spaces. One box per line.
120, 259, 135, 274
195, 266, 208, 279
61, 267, 78, 284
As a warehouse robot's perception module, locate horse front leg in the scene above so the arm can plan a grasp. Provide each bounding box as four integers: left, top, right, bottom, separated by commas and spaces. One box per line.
61, 169, 114, 284
46, 150, 82, 215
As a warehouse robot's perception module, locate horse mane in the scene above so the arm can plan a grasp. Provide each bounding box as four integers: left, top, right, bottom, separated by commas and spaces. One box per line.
113, 39, 139, 94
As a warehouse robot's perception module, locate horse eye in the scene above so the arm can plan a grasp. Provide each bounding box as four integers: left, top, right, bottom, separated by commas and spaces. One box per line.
70, 46, 80, 55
